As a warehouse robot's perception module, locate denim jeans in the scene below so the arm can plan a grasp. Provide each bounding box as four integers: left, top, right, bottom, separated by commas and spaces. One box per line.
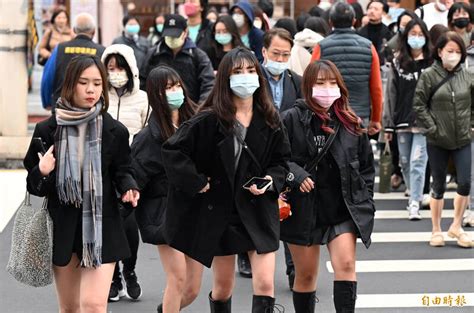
397, 132, 428, 202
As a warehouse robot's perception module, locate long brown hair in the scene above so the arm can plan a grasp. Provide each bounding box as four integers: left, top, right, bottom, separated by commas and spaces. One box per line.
60, 55, 109, 113
146, 66, 196, 141
302, 60, 364, 135
199, 47, 279, 130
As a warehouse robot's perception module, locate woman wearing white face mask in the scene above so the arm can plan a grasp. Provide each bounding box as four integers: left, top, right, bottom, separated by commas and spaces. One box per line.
280, 60, 375, 313
384, 18, 432, 221
162, 47, 290, 312
101, 44, 150, 302
413, 32, 473, 249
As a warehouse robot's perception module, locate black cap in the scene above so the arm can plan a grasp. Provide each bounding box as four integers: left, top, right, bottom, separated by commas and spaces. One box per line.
162, 14, 187, 37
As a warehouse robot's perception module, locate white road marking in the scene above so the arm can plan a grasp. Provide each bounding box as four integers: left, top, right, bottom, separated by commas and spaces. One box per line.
327, 258, 474, 273
357, 231, 474, 243
0, 169, 27, 233
375, 210, 454, 219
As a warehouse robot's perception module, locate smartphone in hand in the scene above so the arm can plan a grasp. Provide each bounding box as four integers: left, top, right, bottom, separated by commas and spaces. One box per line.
243, 177, 272, 191
32, 137, 47, 154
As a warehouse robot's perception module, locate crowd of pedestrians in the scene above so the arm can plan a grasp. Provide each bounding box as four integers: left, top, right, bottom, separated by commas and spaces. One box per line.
27, 0, 473, 312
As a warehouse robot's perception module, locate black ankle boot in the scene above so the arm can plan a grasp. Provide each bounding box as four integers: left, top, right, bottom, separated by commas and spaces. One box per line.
209, 292, 232, 313
333, 281, 357, 313
293, 290, 317, 313
252, 295, 285, 313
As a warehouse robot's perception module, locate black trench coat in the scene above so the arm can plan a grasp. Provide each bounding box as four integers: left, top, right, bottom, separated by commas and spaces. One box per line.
161, 110, 290, 267
130, 116, 169, 245
280, 101, 375, 248
23, 113, 138, 266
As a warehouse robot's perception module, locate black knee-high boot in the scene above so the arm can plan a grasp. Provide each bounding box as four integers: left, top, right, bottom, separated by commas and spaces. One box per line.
293, 290, 317, 313
209, 292, 232, 313
333, 281, 357, 313
252, 295, 282, 313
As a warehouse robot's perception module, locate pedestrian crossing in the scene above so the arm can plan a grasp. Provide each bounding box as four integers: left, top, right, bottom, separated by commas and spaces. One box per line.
350, 182, 474, 311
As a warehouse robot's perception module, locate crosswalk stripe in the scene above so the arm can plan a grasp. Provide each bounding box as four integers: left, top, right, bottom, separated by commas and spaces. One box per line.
374, 191, 456, 200
357, 231, 474, 243
326, 258, 474, 273
355, 293, 474, 308
375, 210, 454, 219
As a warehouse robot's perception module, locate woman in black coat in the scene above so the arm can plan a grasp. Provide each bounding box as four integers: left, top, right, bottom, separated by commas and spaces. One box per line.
131, 66, 202, 313
161, 47, 290, 312
280, 60, 375, 313
23, 56, 139, 312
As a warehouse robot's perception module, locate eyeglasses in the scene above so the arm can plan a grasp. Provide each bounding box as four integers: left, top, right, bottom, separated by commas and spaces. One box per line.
268, 50, 291, 59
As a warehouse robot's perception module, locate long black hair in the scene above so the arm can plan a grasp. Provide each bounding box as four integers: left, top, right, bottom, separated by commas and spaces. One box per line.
211, 15, 244, 51
396, 18, 432, 71
146, 66, 196, 141
199, 47, 279, 130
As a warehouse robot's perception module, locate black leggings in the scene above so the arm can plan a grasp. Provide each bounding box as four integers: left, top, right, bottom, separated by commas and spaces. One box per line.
427, 143, 471, 199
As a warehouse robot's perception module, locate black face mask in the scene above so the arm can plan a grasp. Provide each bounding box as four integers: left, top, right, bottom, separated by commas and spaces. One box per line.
453, 17, 470, 29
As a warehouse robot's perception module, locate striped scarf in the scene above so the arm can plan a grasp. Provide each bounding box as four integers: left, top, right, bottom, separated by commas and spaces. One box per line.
55, 98, 103, 268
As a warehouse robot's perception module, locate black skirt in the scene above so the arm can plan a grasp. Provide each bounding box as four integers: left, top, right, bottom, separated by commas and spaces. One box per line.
213, 212, 256, 256
311, 219, 358, 245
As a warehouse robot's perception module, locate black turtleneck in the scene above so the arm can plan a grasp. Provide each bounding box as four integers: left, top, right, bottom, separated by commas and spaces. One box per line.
358, 22, 394, 65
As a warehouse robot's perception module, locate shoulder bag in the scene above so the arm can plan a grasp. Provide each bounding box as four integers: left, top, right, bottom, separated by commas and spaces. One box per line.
6, 192, 53, 287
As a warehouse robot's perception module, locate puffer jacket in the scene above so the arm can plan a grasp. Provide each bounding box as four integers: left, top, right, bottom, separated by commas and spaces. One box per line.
413, 60, 473, 150
288, 29, 324, 76
102, 44, 150, 144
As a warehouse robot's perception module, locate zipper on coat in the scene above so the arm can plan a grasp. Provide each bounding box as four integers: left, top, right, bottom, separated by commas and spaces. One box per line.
116, 95, 121, 121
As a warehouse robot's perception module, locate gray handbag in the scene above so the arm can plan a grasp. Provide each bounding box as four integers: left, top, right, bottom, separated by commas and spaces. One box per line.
6, 192, 53, 287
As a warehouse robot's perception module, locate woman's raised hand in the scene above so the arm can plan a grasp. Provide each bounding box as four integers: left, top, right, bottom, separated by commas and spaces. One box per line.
38, 145, 56, 177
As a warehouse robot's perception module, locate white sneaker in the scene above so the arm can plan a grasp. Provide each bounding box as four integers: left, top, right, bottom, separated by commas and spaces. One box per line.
421, 194, 430, 209
408, 201, 422, 221
462, 210, 474, 227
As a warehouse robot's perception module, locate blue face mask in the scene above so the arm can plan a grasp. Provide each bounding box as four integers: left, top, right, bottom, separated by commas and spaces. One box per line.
125, 24, 140, 35
265, 59, 289, 76
398, 27, 404, 34
229, 74, 260, 99
215, 33, 232, 45
156, 24, 164, 33
166, 89, 185, 110
407, 35, 426, 50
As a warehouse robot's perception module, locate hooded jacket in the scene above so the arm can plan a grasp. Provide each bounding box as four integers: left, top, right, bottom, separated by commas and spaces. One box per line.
231, 1, 264, 63
413, 61, 473, 150
102, 44, 149, 144
383, 57, 432, 132
289, 28, 325, 76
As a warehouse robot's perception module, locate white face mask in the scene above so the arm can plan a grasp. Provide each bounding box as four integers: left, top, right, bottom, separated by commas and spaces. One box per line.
436, 0, 447, 12
232, 13, 245, 28
108, 71, 128, 88
441, 51, 461, 70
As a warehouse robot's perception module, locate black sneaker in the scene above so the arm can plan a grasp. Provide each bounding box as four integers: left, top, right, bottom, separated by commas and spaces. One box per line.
288, 270, 295, 291
124, 270, 142, 300
108, 278, 125, 302
237, 253, 252, 278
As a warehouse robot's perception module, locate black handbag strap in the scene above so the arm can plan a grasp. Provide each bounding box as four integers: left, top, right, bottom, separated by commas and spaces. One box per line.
427, 73, 455, 110
235, 133, 263, 173
304, 121, 340, 173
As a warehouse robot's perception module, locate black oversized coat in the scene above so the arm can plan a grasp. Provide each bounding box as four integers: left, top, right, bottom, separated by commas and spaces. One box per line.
23, 113, 138, 266
161, 110, 290, 267
130, 116, 168, 245
280, 100, 375, 248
